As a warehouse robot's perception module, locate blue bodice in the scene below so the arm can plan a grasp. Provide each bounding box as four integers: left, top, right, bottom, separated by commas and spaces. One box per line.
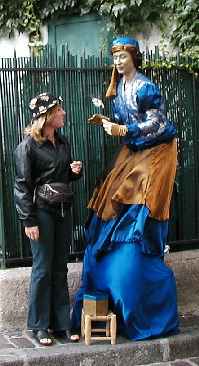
112, 72, 176, 150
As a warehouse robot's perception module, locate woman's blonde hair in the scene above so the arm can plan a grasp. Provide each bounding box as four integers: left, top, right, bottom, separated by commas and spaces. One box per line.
24, 105, 59, 143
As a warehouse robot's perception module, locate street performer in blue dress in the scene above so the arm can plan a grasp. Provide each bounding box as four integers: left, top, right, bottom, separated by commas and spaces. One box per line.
71, 36, 179, 340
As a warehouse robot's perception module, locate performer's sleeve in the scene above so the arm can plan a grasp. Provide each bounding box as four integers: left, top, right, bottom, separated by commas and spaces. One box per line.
124, 83, 176, 148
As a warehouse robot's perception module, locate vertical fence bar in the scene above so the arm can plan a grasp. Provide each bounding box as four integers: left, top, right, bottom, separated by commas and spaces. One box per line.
192, 73, 199, 237
0, 124, 6, 268
0, 57, 6, 268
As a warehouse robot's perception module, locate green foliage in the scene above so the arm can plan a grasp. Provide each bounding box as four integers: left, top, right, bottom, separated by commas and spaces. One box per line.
0, 0, 79, 39
38, 0, 80, 19
0, 0, 40, 36
78, 0, 165, 34
164, 0, 199, 59
142, 58, 199, 75
0, 0, 198, 60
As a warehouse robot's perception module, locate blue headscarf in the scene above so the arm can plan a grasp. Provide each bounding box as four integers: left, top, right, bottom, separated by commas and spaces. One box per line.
112, 36, 139, 50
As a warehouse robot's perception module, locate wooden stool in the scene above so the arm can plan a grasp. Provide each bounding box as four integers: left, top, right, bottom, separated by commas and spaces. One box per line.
81, 309, 117, 345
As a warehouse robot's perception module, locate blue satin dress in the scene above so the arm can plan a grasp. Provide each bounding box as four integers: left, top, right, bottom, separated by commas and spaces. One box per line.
71, 72, 179, 340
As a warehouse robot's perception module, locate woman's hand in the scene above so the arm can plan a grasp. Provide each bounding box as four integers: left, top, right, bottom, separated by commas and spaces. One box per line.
25, 226, 39, 241
70, 161, 82, 175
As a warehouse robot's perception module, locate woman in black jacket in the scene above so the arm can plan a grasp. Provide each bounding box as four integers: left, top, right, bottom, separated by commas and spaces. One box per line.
14, 93, 82, 345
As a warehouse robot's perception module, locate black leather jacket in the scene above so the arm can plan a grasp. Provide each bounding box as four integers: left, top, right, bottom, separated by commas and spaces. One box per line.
14, 133, 81, 227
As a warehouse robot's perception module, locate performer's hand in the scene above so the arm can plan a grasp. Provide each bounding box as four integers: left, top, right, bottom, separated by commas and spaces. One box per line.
88, 114, 110, 126
25, 226, 39, 241
70, 161, 82, 174
102, 119, 113, 135
102, 119, 128, 136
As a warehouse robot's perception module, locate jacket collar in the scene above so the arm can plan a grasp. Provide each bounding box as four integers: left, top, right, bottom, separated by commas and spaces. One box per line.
38, 131, 65, 148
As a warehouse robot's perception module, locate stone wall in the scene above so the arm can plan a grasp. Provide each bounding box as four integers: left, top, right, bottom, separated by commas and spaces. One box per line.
165, 250, 199, 317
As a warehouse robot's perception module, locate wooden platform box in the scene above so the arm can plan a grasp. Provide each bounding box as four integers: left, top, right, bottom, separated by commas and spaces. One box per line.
83, 293, 108, 316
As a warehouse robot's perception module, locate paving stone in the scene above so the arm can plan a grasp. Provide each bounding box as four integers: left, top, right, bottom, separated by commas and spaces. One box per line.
0, 335, 15, 349
138, 361, 199, 366
7, 336, 35, 348
169, 331, 199, 360
172, 361, 193, 366
0, 349, 24, 366
0, 330, 22, 337
138, 363, 172, 366
189, 358, 199, 366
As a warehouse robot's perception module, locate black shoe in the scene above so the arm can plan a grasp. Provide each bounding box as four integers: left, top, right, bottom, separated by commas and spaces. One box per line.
70, 334, 80, 342
32, 329, 53, 346
53, 330, 80, 343
67, 330, 80, 342
52, 330, 71, 343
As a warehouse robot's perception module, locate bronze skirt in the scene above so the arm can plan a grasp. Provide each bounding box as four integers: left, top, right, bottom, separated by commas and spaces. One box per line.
88, 139, 177, 221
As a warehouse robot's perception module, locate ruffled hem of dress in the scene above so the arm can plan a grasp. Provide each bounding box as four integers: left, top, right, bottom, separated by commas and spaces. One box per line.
84, 204, 168, 258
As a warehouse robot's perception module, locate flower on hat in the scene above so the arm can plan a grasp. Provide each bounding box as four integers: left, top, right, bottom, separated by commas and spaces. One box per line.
39, 106, 47, 113
40, 94, 50, 101
29, 98, 37, 110
92, 97, 104, 109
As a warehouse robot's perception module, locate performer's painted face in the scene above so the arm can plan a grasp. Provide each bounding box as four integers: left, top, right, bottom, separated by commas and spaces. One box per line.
113, 50, 135, 75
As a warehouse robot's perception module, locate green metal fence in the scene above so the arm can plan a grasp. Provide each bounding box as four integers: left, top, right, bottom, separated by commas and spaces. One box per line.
0, 47, 198, 268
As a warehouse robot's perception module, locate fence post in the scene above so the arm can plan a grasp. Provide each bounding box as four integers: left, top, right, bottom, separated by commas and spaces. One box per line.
0, 142, 6, 269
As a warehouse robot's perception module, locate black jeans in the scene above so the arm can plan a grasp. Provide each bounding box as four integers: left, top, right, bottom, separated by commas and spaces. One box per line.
27, 207, 71, 331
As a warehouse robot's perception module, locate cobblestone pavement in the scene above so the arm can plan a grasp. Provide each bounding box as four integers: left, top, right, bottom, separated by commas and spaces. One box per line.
140, 360, 199, 366
0, 327, 199, 366
0, 329, 76, 349
0, 314, 197, 350
0, 315, 198, 366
